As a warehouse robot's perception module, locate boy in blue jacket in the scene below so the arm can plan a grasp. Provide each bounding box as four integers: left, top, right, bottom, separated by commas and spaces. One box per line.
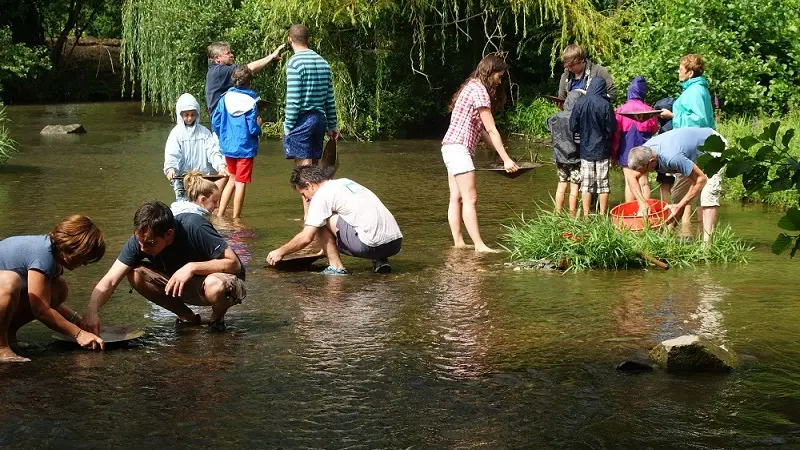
212, 66, 261, 219
569, 77, 616, 218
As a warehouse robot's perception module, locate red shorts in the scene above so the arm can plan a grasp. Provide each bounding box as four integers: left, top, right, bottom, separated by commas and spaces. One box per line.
225, 157, 254, 183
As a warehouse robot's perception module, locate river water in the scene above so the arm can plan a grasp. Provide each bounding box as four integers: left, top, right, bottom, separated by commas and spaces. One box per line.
1, 102, 799, 449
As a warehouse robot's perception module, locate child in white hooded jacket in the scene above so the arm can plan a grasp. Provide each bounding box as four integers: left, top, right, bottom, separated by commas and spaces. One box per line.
164, 93, 229, 199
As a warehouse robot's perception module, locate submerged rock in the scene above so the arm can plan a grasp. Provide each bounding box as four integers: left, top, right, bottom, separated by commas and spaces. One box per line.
616, 360, 653, 372
649, 335, 738, 372
505, 258, 565, 271
40, 124, 86, 134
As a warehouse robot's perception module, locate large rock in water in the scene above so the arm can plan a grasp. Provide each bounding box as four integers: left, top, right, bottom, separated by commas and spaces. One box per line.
649, 335, 739, 372
40, 124, 86, 135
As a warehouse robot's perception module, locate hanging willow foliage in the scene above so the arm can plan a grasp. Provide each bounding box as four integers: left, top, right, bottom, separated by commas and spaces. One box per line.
122, 0, 618, 138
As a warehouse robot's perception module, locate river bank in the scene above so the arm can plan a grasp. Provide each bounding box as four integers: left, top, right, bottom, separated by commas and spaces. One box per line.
2, 37, 133, 105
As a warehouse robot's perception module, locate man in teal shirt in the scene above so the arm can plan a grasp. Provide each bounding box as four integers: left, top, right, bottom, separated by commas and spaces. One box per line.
283, 24, 339, 168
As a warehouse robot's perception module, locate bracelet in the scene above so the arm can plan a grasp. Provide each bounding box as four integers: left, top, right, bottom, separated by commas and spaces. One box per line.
74, 329, 82, 340
69, 311, 79, 324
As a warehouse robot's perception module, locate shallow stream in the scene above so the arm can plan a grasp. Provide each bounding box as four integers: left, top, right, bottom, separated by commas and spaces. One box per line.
1, 103, 798, 449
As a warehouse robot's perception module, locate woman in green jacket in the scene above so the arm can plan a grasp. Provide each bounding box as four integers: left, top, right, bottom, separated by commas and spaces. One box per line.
659, 53, 716, 236
660, 54, 714, 129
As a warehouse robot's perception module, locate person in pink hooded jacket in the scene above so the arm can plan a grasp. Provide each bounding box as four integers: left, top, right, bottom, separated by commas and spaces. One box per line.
613, 76, 660, 202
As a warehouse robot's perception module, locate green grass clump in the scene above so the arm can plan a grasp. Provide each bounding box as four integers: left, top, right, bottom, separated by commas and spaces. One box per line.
0, 106, 15, 167
503, 211, 752, 272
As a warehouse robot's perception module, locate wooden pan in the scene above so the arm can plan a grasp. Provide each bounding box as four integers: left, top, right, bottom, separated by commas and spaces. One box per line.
321, 138, 338, 178
479, 161, 543, 179
544, 95, 565, 110
176, 173, 227, 181
53, 326, 145, 344
272, 249, 325, 271
618, 110, 663, 122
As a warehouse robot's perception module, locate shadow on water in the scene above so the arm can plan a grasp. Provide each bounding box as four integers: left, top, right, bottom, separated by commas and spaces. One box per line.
1, 103, 800, 448
0, 164, 41, 175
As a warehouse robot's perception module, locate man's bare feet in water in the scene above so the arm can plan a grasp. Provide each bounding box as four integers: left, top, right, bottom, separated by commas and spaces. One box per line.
0, 346, 30, 363
453, 243, 474, 249
474, 245, 502, 253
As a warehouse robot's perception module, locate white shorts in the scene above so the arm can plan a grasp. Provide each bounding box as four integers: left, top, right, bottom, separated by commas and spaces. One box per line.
672, 170, 723, 207
441, 144, 475, 175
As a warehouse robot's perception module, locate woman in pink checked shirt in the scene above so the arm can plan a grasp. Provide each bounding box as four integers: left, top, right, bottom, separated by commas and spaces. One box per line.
441, 54, 519, 253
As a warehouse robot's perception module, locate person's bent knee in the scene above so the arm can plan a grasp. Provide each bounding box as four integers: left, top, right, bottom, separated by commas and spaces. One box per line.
50, 276, 69, 308
127, 266, 160, 291
0, 271, 23, 296
202, 275, 226, 303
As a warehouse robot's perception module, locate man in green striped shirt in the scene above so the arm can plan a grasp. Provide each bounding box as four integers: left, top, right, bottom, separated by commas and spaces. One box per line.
283, 24, 339, 168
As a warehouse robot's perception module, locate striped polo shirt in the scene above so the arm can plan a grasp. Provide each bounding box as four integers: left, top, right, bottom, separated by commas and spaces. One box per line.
284, 49, 338, 133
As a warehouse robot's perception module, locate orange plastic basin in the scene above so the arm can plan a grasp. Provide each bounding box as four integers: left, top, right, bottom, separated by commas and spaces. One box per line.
610, 199, 669, 232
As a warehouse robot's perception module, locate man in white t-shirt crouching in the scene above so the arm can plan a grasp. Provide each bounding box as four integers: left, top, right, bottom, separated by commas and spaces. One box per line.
266, 165, 403, 274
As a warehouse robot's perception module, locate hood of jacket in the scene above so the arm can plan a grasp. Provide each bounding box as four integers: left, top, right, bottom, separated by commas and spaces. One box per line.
587, 77, 607, 98
681, 76, 709, 91
175, 93, 200, 126
222, 87, 260, 117
170, 200, 210, 218
563, 89, 585, 112
627, 76, 647, 101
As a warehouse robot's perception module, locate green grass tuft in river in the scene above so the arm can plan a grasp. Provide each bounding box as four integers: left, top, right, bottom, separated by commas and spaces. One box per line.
503, 210, 753, 272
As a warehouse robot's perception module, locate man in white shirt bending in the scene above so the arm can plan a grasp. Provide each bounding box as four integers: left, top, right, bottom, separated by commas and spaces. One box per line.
266, 165, 403, 274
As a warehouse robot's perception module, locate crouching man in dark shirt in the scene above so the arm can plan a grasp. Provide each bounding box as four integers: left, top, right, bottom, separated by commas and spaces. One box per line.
81, 200, 246, 333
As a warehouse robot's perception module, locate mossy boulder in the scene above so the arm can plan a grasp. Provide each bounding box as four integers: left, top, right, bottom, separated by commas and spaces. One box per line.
40, 124, 86, 134
649, 335, 739, 372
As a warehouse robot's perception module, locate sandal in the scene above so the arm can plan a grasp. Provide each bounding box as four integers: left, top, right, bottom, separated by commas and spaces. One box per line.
175, 314, 202, 330
320, 266, 348, 275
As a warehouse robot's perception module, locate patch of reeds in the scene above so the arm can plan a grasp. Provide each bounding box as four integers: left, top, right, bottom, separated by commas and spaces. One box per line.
503, 211, 752, 272
0, 106, 15, 166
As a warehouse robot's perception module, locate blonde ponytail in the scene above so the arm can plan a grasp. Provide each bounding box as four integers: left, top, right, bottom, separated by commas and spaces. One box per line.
183, 171, 218, 202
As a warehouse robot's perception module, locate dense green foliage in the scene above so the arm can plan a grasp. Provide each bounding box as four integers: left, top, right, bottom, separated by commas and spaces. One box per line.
717, 114, 800, 208
505, 98, 560, 141
0, 106, 16, 166
698, 124, 800, 257
0, 28, 50, 96
504, 210, 752, 272
121, 0, 618, 138
607, 0, 800, 114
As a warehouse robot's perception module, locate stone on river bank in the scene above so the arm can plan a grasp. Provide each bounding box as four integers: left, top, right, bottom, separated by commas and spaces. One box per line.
649, 335, 739, 372
40, 124, 86, 134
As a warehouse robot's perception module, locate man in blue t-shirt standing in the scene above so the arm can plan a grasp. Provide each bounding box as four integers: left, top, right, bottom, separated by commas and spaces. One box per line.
81, 201, 246, 333
205, 41, 284, 121
626, 127, 725, 244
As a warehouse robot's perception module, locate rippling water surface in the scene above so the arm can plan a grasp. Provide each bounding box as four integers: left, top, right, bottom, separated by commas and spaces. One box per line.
1, 103, 799, 449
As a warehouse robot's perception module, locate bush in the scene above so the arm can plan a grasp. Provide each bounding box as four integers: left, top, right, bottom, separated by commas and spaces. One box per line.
505, 97, 560, 140
717, 113, 800, 208
503, 210, 752, 272
0, 27, 50, 98
609, 0, 800, 115
697, 122, 800, 257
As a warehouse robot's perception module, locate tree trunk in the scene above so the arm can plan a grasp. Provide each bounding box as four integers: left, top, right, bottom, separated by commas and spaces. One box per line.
51, 0, 84, 68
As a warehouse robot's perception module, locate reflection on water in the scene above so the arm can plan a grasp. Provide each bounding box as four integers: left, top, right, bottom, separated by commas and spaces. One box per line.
430, 249, 490, 379
1, 103, 800, 448
214, 217, 256, 267
692, 278, 730, 341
